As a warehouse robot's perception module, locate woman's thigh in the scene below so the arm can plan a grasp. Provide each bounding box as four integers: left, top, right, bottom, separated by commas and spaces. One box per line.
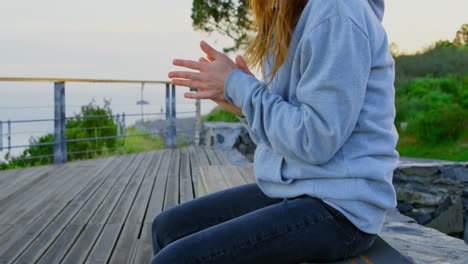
152, 183, 283, 254
151, 195, 363, 264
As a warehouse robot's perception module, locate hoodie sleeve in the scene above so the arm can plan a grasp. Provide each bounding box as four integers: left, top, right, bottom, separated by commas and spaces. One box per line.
224, 16, 371, 165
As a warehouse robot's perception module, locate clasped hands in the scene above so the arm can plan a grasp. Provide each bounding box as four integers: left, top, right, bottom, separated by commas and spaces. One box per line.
168, 41, 253, 118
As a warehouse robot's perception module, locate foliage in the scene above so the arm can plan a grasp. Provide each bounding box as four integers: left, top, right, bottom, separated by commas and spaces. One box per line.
192, 0, 252, 52
1, 100, 120, 169
202, 106, 240, 123
395, 77, 467, 145
394, 44, 467, 85
116, 127, 164, 154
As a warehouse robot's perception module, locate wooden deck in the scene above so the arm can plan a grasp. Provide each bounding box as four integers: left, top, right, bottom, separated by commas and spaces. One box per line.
0, 146, 248, 264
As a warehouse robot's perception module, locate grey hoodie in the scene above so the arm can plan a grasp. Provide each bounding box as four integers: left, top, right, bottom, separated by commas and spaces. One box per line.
224, 0, 398, 234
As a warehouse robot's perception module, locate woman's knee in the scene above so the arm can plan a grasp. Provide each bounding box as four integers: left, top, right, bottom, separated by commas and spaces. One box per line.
152, 209, 179, 248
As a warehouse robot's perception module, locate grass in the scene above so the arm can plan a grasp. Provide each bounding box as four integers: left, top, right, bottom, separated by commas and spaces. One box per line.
115, 127, 165, 154
396, 130, 468, 161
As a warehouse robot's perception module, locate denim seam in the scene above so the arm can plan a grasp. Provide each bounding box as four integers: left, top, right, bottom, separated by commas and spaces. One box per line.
203, 215, 334, 263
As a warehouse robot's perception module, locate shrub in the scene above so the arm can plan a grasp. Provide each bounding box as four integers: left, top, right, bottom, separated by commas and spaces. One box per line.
409, 106, 467, 144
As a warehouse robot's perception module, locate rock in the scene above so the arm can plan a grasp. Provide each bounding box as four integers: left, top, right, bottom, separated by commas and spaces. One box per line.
465, 218, 468, 244
203, 122, 243, 150
463, 197, 468, 212
397, 203, 413, 213
406, 212, 432, 225
433, 196, 454, 218
426, 198, 464, 235
397, 165, 439, 177
439, 164, 468, 182
397, 188, 444, 206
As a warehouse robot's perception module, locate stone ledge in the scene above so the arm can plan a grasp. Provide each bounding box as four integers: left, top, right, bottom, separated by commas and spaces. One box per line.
382, 209, 468, 264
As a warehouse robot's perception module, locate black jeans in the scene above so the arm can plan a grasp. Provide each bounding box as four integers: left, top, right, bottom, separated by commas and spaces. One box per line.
151, 183, 376, 263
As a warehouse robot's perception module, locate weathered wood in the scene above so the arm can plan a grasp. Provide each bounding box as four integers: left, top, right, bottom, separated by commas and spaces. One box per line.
188, 146, 202, 198
203, 146, 222, 165
219, 166, 248, 187
0, 160, 104, 260
134, 149, 172, 264
63, 151, 143, 264
179, 148, 194, 204
8, 157, 117, 263
110, 152, 164, 264
35, 155, 132, 264
86, 152, 155, 263
132, 223, 153, 264
0, 162, 77, 222
0, 165, 54, 200
199, 166, 229, 194
163, 149, 180, 210
213, 149, 231, 165
238, 164, 255, 183
143, 150, 172, 224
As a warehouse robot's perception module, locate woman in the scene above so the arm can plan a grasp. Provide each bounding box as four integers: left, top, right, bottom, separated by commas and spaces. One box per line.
152, 0, 399, 263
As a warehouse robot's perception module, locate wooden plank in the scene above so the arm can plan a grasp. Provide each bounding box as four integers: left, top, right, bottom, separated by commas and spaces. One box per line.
143, 149, 172, 224
0, 158, 116, 227
179, 148, 194, 204
187, 146, 200, 198
163, 149, 180, 211
214, 149, 231, 165
195, 145, 210, 166
199, 166, 229, 194
6, 157, 117, 263
203, 146, 221, 165
219, 166, 248, 188
60, 152, 144, 264
0, 165, 49, 188
238, 164, 255, 183
109, 151, 164, 264
0, 162, 77, 222
131, 223, 152, 264
85, 152, 156, 264
134, 150, 172, 264
34, 155, 132, 264
0, 165, 54, 199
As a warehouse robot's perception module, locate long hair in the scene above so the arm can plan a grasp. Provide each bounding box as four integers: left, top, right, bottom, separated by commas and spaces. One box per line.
245, 0, 308, 81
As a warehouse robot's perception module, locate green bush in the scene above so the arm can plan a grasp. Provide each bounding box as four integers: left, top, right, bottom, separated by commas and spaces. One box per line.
409, 106, 467, 144
202, 107, 240, 123
2, 99, 120, 169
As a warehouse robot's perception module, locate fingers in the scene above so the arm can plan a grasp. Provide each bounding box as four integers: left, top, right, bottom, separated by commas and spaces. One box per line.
235, 55, 253, 76
173, 59, 201, 71
184, 91, 216, 99
200, 41, 221, 60
198, 57, 210, 63
171, 78, 203, 88
168, 71, 201, 80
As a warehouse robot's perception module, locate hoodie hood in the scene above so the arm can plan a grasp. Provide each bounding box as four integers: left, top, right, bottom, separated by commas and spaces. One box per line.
368, 0, 385, 21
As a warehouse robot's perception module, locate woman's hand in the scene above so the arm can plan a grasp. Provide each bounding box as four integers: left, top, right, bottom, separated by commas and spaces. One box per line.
169, 41, 237, 101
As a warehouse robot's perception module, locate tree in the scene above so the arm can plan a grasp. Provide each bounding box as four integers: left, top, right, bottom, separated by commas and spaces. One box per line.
453, 24, 467, 47
191, 0, 253, 52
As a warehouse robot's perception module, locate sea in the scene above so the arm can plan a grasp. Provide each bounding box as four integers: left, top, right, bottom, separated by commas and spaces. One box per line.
0, 81, 217, 161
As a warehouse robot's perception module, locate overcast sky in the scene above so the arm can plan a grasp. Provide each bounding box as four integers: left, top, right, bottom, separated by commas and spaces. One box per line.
0, 0, 466, 80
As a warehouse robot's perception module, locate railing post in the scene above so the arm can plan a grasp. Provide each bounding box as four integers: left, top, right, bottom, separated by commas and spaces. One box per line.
116, 114, 121, 138
191, 88, 201, 146
122, 113, 127, 138
171, 84, 177, 147
0, 120, 3, 152
165, 83, 172, 148
54, 82, 67, 164
7, 120, 11, 152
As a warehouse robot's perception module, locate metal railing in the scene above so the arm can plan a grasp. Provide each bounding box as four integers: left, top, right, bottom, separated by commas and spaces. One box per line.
0, 77, 202, 165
